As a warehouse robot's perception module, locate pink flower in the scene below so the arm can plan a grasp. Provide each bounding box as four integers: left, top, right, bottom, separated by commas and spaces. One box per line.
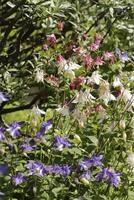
82, 33, 88, 40
47, 34, 56, 45
94, 33, 103, 45
43, 44, 48, 50
55, 55, 65, 64
94, 56, 104, 66
70, 76, 85, 90
82, 54, 93, 69
90, 43, 99, 51
103, 51, 115, 64
56, 21, 64, 31
73, 47, 82, 55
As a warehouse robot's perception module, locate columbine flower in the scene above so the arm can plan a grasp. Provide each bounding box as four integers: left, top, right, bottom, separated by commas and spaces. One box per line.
0, 92, 8, 105
94, 33, 103, 45
56, 105, 70, 116
80, 171, 91, 185
26, 161, 48, 176
12, 172, 26, 185
127, 153, 134, 168
115, 48, 129, 62
7, 121, 23, 138
0, 164, 8, 175
94, 56, 104, 66
49, 164, 71, 176
73, 89, 95, 104
47, 34, 56, 45
78, 155, 103, 171
113, 77, 122, 88
32, 106, 45, 116
87, 71, 102, 85
0, 127, 5, 141
99, 80, 116, 104
35, 119, 52, 139
103, 51, 115, 64
53, 135, 71, 151
70, 76, 85, 90
21, 140, 36, 152
96, 168, 121, 187
82, 54, 93, 70
35, 68, 44, 83
90, 43, 99, 51
56, 21, 64, 31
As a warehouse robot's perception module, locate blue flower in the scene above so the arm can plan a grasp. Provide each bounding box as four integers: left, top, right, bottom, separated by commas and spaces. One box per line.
61, 165, 71, 176
115, 48, 129, 62
26, 161, 48, 176
0, 92, 8, 105
78, 155, 103, 170
7, 121, 23, 138
21, 140, 36, 152
0, 127, 5, 141
35, 119, 52, 139
96, 168, 121, 187
0, 164, 8, 175
49, 164, 71, 176
53, 135, 71, 151
12, 172, 26, 185
80, 171, 91, 180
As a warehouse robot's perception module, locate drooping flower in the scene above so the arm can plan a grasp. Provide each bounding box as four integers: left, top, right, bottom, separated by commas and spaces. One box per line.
12, 172, 26, 185
103, 51, 115, 64
35, 68, 44, 83
115, 48, 129, 62
26, 161, 48, 176
7, 121, 23, 138
35, 119, 52, 139
80, 171, 91, 180
0, 127, 5, 141
53, 135, 71, 151
127, 153, 134, 168
56, 105, 70, 116
90, 43, 99, 51
0, 92, 8, 105
56, 21, 64, 31
70, 76, 85, 90
82, 54, 93, 69
72, 89, 95, 104
0, 164, 8, 175
94, 56, 104, 66
47, 34, 56, 45
32, 106, 45, 116
94, 33, 103, 45
49, 164, 71, 176
113, 77, 122, 88
96, 168, 121, 187
56, 55, 65, 64
78, 155, 103, 171
21, 139, 36, 152
87, 71, 102, 85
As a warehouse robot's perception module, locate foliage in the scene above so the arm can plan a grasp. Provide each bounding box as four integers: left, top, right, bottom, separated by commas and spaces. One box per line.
0, 0, 134, 199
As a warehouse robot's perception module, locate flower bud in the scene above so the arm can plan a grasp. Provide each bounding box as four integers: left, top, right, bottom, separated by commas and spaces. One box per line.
123, 132, 127, 142
119, 120, 126, 129
80, 178, 89, 185
73, 134, 82, 144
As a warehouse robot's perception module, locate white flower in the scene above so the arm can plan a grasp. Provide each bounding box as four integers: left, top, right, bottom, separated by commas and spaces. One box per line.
73, 89, 95, 104
121, 89, 132, 103
58, 61, 81, 74
113, 77, 122, 88
99, 80, 116, 104
87, 71, 102, 85
56, 105, 70, 116
32, 106, 45, 116
35, 69, 44, 83
127, 153, 134, 168
72, 109, 87, 127
64, 70, 75, 80
119, 120, 126, 129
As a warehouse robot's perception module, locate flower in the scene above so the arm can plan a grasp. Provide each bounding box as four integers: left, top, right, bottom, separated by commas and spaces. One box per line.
21, 139, 36, 152
26, 161, 48, 176
35, 68, 44, 83
47, 34, 56, 45
94, 33, 103, 45
94, 56, 104, 66
78, 155, 103, 170
127, 153, 134, 168
87, 71, 102, 85
90, 43, 99, 51
113, 77, 122, 88
0, 127, 5, 141
56, 21, 64, 31
7, 121, 23, 138
115, 48, 129, 62
96, 168, 121, 187
56, 55, 65, 64
53, 135, 71, 151
72, 89, 95, 104
70, 76, 85, 90
56, 105, 70, 116
82, 54, 93, 69
80, 171, 91, 180
49, 164, 71, 176
35, 119, 52, 139
32, 106, 45, 116
12, 172, 26, 185
0, 164, 8, 175
0, 92, 8, 105
103, 51, 115, 64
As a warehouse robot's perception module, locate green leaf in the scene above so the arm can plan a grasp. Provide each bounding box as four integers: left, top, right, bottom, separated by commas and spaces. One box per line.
87, 136, 98, 146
